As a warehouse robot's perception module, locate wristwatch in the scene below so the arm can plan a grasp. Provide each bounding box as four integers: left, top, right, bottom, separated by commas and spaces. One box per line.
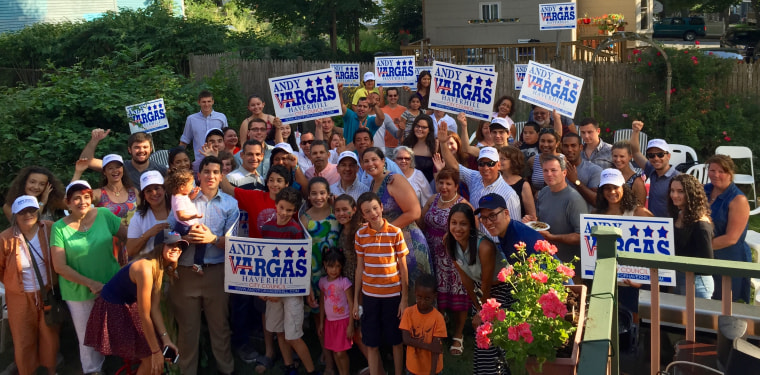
574, 179, 581, 187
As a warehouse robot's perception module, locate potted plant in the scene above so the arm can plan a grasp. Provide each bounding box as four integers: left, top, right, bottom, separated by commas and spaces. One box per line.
475, 240, 586, 375
593, 13, 626, 34
582, 13, 591, 24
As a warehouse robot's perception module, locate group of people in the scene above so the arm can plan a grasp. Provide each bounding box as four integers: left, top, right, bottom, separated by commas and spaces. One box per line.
0, 70, 755, 375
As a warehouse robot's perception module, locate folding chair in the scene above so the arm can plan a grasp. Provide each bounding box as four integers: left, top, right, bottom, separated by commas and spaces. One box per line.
715, 146, 756, 207
669, 144, 699, 167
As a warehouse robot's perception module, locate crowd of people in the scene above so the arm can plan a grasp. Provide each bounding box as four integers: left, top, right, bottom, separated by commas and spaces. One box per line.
0, 71, 755, 375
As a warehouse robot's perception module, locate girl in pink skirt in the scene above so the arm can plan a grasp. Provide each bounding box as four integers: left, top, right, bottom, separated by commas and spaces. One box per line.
318, 249, 355, 375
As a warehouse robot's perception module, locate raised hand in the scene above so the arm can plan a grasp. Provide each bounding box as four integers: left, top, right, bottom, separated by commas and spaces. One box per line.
432, 153, 445, 171
632, 120, 644, 132
91, 128, 111, 142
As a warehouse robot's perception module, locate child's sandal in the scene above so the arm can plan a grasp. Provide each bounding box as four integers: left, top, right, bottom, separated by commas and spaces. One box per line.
450, 336, 464, 356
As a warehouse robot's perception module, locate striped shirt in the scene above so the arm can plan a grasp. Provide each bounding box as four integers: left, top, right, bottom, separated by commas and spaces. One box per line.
459, 166, 522, 221
354, 220, 409, 297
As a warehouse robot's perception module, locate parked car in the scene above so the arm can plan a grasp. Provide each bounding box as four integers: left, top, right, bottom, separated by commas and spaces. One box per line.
720, 27, 760, 62
653, 17, 706, 41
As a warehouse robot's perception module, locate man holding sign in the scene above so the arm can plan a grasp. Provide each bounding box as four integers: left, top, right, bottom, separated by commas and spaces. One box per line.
338, 84, 399, 150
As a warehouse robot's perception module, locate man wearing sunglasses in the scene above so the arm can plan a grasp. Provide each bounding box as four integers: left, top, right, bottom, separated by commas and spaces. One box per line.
437, 124, 521, 221
630, 120, 679, 217
476, 193, 544, 260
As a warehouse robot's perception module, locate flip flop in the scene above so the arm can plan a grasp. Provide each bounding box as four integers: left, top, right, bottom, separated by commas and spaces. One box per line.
450, 336, 464, 356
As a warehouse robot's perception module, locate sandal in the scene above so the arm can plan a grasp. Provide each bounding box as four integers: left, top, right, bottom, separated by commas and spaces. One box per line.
450, 336, 464, 356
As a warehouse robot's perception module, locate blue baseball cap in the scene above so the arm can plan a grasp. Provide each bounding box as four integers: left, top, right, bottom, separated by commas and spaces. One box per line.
475, 193, 507, 214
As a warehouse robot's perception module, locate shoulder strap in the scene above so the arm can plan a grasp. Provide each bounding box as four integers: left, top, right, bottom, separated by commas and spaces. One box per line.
24, 236, 46, 291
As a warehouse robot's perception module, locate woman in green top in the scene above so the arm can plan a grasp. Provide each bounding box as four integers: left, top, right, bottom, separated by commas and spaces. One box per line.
51, 180, 126, 375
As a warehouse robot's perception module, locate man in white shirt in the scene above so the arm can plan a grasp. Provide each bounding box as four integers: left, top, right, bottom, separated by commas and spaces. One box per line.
227, 140, 264, 190
330, 151, 369, 200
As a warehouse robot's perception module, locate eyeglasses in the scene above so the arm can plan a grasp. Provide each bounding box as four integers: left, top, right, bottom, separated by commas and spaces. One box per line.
301, 140, 313, 145
387, 94, 398, 97
396, 157, 411, 162
414, 125, 429, 130
17, 208, 38, 217
480, 209, 504, 223
478, 160, 498, 168
646, 152, 668, 159
250, 128, 267, 133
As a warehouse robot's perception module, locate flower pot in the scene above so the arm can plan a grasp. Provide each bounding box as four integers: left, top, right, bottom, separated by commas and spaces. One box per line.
526, 285, 587, 375
582, 18, 591, 24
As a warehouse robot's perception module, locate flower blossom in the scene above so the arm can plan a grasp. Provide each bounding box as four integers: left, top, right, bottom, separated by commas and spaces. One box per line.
530, 272, 548, 283
724, 136, 731, 142
497, 266, 514, 282
538, 289, 568, 318
534, 240, 558, 255
479, 298, 502, 322
476, 322, 493, 349
556, 264, 575, 278
509, 322, 534, 343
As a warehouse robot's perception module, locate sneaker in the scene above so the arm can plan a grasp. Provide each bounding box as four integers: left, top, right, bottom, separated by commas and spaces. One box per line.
235, 344, 261, 364
285, 365, 299, 375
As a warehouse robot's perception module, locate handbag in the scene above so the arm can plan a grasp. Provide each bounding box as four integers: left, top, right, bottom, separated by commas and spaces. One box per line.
25, 237, 68, 326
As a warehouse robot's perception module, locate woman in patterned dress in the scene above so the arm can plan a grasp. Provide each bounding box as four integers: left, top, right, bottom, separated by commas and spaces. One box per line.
418, 167, 472, 356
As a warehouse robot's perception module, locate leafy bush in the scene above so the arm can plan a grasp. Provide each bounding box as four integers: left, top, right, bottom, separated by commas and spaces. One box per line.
620, 47, 760, 159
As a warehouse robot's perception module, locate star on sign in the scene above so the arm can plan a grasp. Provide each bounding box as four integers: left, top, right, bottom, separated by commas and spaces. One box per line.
325, 75, 332, 84
298, 248, 308, 257
565, 80, 570, 86
305, 79, 313, 87
643, 226, 654, 238
485, 78, 493, 87
466, 74, 473, 83
158, 103, 163, 108
657, 226, 669, 238
284, 248, 294, 258
475, 76, 483, 85
629, 225, 639, 237
396, 61, 401, 66
272, 247, 281, 257
573, 83, 579, 90
315, 76, 323, 85
402, 60, 407, 66
556, 77, 563, 84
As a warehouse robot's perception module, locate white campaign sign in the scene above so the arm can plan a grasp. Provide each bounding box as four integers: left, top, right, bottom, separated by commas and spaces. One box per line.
374, 56, 416, 86
518, 60, 583, 118
225, 235, 313, 297
580, 214, 676, 286
269, 69, 342, 125
514, 64, 528, 90
539, 2, 577, 30
126, 98, 169, 134
429, 61, 498, 121
330, 63, 361, 87
467, 65, 496, 72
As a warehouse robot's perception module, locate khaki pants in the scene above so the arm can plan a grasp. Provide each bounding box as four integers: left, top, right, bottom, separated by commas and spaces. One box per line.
168, 264, 234, 375
6, 291, 60, 375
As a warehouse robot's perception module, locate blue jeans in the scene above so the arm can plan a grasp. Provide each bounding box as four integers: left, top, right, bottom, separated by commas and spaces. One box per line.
676, 272, 715, 299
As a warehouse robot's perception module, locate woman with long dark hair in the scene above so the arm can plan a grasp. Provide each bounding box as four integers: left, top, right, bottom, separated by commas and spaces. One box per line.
401, 114, 437, 182
3, 166, 65, 222
126, 171, 171, 257
239, 95, 276, 146
445, 203, 509, 375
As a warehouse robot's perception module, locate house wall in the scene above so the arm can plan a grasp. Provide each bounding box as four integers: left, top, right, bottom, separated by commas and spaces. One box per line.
0, 0, 184, 33
424, 0, 577, 45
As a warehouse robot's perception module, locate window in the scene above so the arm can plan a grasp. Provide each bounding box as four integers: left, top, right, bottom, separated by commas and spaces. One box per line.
480, 2, 500, 21
640, 0, 650, 30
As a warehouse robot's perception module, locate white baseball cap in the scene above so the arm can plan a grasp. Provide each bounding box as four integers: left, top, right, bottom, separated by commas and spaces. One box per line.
205, 128, 224, 140
490, 117, 509, 131
646, 139, 670, 152
65, 180, 92, 196
337, 151, 359, 164
363, 72, 376, 82
102, 154, 124, 167
478, 147, 499, 162
598, 168, 626, 187
12, 195, 39, 214
273, 143, 294, 154
140, 170, 165, 191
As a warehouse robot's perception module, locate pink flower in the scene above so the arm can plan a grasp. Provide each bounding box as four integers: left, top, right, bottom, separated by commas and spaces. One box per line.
508, 325, 519, 341
709, 52, 714, 55
657, 51, 662, 56
497, 266, 514, 282
622, 113, 628, 118
517, 322, 534, 343
496, 309, 506, 322
637, 57, 641, 62
514, 241, 527, 250
530, 272, 548, 283
723, 131, 728, 135
534, 240, 558, 255
684, 50, 689, 54
632, 49, 641, 55
538, 289, 568, 318
695, 40, 700, 45
556, 264, 575, 278
724, 136, 731, 142
694, 61, 699, 65
479, 298, 502, 322
671, 88, 677, 94
648, 61, 652, 66
476, 322, 493, 348
606, 127, 611, 133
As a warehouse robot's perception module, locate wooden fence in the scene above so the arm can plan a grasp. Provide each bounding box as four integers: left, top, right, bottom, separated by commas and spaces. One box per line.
189, 53, 760, 133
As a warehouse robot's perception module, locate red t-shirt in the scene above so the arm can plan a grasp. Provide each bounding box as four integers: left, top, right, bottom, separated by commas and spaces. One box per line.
234, 188, 275, 238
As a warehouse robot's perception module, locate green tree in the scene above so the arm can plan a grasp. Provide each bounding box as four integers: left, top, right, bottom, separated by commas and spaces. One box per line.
378, 0, 423, 45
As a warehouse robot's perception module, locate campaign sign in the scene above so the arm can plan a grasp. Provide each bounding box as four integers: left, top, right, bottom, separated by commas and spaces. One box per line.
467, 65, 496, 72
331, 63, 361, 87
580, 214, 676, 286
126, 98, 169, 134
514, 64, 528, 90
374, 56, 416, 86
430, 61, 498, 121
269, 68, 342, 125
539, 3, 577, 30
225, 235, 313, 297
518, 61, 583, 118
415, 66, 432, 83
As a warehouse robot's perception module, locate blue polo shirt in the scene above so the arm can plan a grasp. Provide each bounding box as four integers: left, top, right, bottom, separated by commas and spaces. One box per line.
644, 163, 680, 218
496, 220, 544, 263
343, 109, 380, 145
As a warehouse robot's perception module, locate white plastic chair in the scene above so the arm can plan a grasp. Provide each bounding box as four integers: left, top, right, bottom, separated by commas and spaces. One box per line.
613, 129, 648, 155
0, 283, 7, 353
149, 149, 170, 169
715, 146, 756, 207
685, 163, 709, 184
669, 144, 699, 167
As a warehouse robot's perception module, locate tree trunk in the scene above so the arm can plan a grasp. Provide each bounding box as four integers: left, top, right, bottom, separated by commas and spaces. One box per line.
354, 21, 361, 54
330, 7, 337, 54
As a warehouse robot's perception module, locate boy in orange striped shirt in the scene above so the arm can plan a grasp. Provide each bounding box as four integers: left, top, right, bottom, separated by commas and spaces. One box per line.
352, 192, 408, 375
